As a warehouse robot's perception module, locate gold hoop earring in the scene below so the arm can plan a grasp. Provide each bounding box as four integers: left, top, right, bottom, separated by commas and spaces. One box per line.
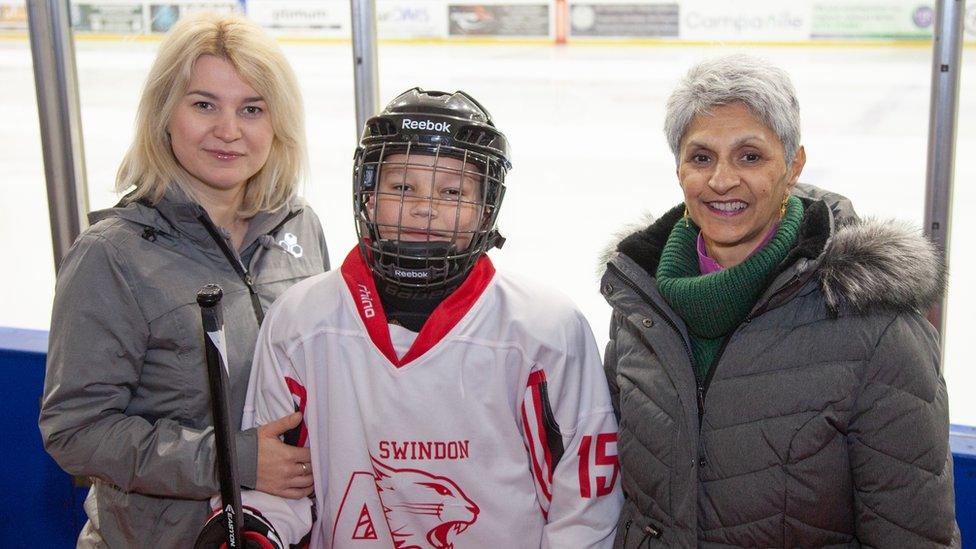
683, 206, 690, 228
779, 195, 790, 219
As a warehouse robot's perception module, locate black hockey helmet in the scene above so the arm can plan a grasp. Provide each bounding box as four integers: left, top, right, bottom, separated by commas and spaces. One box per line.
353, 88, 512, 289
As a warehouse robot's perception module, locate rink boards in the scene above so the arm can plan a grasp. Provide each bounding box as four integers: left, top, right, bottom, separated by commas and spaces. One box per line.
2, 327, 973, 545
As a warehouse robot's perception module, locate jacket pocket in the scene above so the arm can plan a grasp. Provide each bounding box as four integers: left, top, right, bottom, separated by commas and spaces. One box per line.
253, 255, 324, 310
253, 231, 325, 286
90, 481, 166, 548
616, 499, 667, 548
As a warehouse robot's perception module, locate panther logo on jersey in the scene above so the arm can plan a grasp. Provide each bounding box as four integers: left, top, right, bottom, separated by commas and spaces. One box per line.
372, 457, 480, 549
332, 456, 480, 548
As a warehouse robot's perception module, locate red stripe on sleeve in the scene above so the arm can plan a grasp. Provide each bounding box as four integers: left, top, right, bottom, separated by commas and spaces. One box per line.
527, 369, 546, 387
284, 376, 309, 447
529, 373, 556, 484
522, 403, 553, 505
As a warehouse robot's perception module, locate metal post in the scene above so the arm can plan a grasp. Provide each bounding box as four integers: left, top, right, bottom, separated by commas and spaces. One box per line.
350, 0, 379, 136
27, 0, 89, 272
923, 0, 965, 355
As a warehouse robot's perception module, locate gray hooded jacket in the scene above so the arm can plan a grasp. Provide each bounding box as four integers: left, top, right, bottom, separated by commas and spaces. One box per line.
39, 188, 329, 548
601, 185, 958, 548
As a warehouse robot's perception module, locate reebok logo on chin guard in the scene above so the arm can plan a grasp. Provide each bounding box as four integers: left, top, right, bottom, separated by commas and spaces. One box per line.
402, 118, 452, 133
394, 269, 430, 279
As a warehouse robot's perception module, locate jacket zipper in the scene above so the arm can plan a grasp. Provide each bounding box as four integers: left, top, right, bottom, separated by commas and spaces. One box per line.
699, 274, 805, 406
607, 263, 697, 409
622, 518, 662, 547
609, 264, 805, 430
608, 261, 807, 540
198, 210, 302, 326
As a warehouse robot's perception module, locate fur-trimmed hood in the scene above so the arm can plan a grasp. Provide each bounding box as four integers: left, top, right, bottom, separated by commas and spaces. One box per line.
817, 217, 946, 315
604, 185, 946, 315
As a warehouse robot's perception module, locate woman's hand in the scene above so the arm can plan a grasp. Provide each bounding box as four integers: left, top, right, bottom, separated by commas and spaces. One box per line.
255, 412, 314, 499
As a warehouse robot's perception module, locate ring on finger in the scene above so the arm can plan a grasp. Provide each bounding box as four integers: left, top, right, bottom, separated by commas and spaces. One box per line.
300, 462, 309, 474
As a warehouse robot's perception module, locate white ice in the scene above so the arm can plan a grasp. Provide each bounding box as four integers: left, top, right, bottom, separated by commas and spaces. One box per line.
1, 38, 974, 423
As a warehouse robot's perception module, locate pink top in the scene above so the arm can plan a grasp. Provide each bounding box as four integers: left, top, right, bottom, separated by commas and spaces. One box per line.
697, 223, 779, 274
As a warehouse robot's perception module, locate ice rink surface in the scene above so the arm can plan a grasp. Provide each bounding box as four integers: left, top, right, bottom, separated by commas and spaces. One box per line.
1, 37, 974, 422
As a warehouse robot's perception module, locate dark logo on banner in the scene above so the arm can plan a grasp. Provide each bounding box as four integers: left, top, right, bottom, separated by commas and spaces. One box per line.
913, 6, 934, 28
449, 5, 495, 32
448, 4, 549, 37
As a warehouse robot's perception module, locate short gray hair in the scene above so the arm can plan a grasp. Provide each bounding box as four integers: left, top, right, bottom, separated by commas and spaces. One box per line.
664, 54, 801, 166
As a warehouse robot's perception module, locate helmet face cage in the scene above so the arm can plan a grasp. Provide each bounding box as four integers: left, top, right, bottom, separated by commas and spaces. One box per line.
354, 140, 508, 290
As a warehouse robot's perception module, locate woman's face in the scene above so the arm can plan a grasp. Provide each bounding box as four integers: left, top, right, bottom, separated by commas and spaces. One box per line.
677, 102, 805, 266
369, 153, 485, 251
167, 55, 274, 198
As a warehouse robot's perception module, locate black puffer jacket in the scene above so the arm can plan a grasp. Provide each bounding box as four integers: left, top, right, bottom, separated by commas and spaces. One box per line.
601, 186, 958, 548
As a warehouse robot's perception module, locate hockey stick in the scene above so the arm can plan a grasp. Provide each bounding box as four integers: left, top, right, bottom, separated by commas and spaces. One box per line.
197, 284, 245, 548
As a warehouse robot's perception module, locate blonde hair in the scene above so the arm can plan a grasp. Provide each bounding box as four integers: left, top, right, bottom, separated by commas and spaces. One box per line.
117, 12, 306, 216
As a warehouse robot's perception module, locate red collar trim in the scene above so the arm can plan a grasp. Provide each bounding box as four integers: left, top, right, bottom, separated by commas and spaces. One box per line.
340, 247, 495, 367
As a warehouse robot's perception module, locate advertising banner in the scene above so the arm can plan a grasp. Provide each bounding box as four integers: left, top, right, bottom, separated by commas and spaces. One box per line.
247, 0, 348, 35
0, 2, 27, 31
378, 0, 445, 38
19, 0, 973, 44
811, 1, 934, 39
149, 3, 237, 32
448, 4, 549, 36
72, 3, 145, 33
149, 5, 180, 31
570, 3, 678, 38
679, 0, 810, 41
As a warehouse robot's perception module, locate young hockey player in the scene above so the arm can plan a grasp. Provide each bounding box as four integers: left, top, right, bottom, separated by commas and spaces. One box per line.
199, 88, 622, 548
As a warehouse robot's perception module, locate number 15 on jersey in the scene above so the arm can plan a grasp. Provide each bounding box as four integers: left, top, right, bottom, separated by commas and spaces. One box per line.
578, 433, 619, 498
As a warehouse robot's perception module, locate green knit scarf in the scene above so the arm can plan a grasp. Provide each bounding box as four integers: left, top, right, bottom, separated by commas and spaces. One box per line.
656, 196, 803, 382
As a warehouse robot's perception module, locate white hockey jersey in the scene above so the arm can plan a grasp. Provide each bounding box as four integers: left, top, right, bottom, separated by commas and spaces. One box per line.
239, 248, 623, 548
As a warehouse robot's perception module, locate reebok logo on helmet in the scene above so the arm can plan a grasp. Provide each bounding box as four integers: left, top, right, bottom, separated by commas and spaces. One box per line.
402, 118, 451, 133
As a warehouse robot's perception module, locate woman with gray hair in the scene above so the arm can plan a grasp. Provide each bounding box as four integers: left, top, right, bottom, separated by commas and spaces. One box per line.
601, 54, 958, 547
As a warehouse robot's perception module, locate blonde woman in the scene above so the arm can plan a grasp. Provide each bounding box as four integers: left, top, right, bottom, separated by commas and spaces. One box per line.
39, 13, 329, 547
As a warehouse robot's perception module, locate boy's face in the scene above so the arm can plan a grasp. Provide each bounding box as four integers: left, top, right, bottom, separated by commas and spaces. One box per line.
368, 153, 485, 251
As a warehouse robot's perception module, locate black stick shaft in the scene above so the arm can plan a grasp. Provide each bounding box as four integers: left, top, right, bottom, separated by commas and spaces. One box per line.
197, 284, 244, 548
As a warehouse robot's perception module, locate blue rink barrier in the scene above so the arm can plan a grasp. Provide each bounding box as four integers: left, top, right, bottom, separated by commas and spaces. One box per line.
2, 326, 974, 544
1, 328, 87, 546
952, 424, 976, 541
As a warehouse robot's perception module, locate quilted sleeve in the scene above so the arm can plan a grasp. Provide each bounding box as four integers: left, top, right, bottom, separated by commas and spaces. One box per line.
848, 313, 959, 547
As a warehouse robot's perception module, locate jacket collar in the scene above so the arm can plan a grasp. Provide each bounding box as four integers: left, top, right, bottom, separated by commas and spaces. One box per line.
604, 183, 946, 316
88, 185, 304, 251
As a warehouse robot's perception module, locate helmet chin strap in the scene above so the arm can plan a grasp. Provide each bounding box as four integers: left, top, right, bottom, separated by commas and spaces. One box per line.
376, 240, 460, 288
487, 229, 506, 250
374, 223, 505, 289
